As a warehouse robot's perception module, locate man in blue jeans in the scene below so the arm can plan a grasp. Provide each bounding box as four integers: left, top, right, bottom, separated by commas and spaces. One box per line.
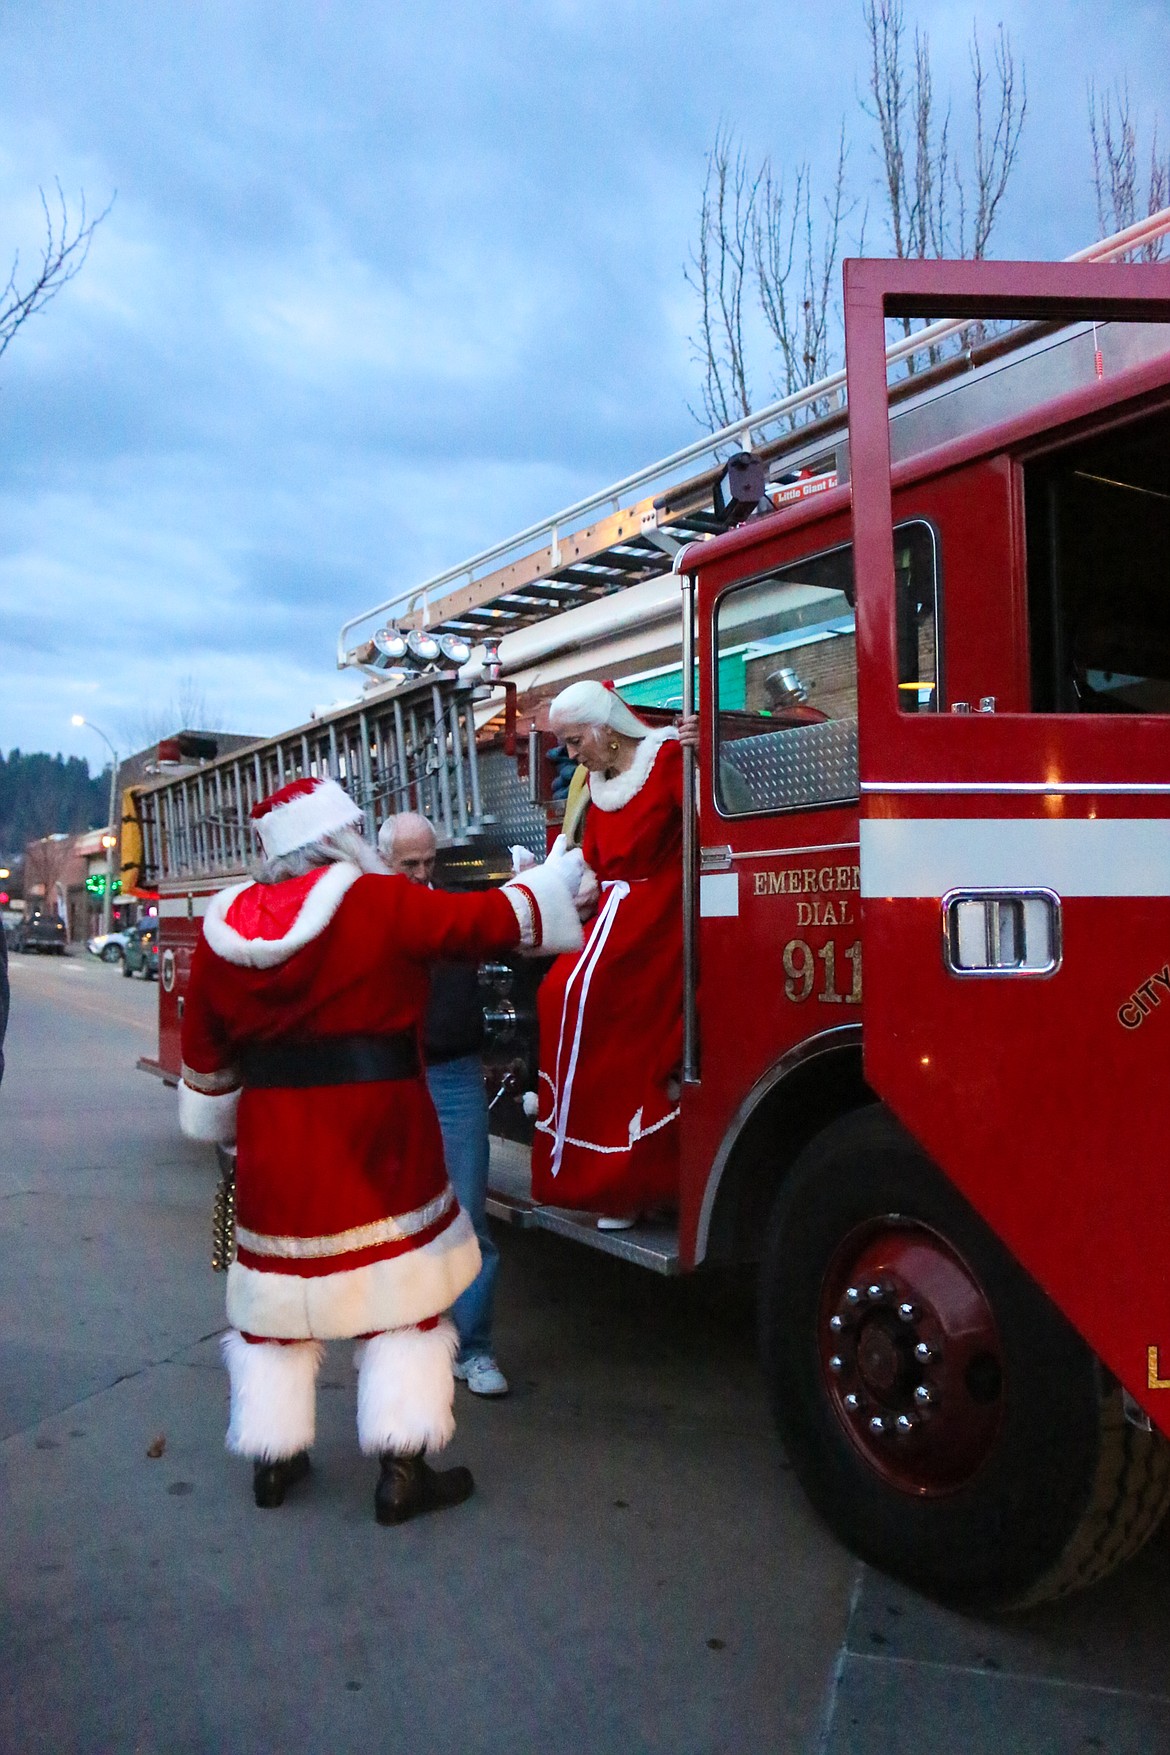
378, 812, 509, 1397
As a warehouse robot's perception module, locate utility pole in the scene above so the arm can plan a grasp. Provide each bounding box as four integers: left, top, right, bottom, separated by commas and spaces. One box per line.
71, 716, 119, 936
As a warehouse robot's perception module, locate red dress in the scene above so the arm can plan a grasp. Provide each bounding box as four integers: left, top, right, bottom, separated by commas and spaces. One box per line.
531, 730, 683, 1214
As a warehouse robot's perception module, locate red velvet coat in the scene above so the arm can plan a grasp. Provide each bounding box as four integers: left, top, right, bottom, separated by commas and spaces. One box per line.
531, 730, 683, 1214
180, 864, 522, 1340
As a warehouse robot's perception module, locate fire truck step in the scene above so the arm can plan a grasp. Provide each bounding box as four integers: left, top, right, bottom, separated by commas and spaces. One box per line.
486, 1137, 681, 1275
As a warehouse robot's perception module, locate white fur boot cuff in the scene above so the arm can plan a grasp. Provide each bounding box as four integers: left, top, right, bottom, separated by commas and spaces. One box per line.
222, 1330, 324, 1461
354, 1320, 458, 1456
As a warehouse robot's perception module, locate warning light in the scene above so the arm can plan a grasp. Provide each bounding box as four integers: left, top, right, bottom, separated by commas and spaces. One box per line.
0, 892, 8, 906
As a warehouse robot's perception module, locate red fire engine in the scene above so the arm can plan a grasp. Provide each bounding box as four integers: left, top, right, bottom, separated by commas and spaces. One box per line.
132, 212, 1170, 1608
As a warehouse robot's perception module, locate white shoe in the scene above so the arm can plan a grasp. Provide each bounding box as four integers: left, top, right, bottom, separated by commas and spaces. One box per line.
596, 1214, 637, 1231
454, 1354, 510, 1397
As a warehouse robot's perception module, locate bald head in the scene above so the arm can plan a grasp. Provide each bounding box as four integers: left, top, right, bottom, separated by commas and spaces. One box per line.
378, 811, 438, 885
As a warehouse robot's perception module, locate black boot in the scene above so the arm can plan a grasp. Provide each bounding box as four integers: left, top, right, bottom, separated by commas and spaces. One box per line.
252, 1450, 311, 1508
375, 1452, 474, 1525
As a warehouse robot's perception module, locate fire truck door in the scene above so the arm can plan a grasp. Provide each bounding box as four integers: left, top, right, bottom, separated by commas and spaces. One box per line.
846, 256, 1170, 1432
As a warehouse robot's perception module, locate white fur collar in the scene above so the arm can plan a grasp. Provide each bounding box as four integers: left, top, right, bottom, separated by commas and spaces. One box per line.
202, 863, 363, 968
588, 726, 678, 812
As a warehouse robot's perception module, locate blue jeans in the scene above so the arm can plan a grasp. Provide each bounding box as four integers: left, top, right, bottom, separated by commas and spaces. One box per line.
426, 1054, 498, 1362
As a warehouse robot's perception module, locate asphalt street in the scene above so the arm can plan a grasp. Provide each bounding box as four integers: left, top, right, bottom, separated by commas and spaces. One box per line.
3, 951, 1170, 1754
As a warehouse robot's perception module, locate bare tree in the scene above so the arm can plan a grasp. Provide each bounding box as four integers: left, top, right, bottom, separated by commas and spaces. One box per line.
0, 182, 112, 363
860, 0, 1024, 373
753, 125, 859, 422
685, 5, 1026, 426
1089, 81, 1168, 260
960, 22, 1027, 259
862, 1, 1025, 263
24, 833, 76, 918
119, 675, 225, 753
686, 126, 857, 433
684, 128, 760, 430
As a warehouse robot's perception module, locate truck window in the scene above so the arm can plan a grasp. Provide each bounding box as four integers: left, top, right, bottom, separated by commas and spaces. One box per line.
713, 521, 939, 814
1026, 406, 1170, 713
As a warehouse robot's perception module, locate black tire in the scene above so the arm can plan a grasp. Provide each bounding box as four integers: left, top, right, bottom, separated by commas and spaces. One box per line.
759, 1104, 1170, 1610
122, 959, 133, 978
101, 944, 120, 964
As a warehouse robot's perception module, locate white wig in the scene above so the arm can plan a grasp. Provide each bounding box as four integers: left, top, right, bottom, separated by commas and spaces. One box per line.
548, 680, 649, 740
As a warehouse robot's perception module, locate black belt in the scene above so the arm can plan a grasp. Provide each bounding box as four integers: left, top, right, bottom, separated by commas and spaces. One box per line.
239, 1032, 420, 1090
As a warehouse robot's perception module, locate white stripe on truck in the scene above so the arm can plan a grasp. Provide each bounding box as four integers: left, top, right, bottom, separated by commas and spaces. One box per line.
861, 817, 1170, 898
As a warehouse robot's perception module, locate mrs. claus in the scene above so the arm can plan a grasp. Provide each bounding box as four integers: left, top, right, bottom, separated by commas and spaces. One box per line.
531, 681, 688, 1229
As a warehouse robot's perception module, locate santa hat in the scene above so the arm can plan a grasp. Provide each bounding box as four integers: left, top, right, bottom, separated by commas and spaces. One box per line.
251, 777, 364, 859
548, 680, 649, 740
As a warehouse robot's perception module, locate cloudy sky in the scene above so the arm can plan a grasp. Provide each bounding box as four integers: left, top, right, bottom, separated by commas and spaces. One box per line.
0, 0, 1165, 767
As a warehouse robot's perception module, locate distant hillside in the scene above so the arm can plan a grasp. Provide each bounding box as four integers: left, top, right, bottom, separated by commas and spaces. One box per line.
0, 750, 108, 855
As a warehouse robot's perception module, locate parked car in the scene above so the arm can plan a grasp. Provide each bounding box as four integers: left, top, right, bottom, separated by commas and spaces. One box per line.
16, 914, 68, 955
122, 920, 159, 979
87, 929, 131, 964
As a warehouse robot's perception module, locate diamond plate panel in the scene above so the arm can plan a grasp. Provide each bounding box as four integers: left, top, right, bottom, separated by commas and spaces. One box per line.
474, 748, 549, 854
720, 715, 859, 812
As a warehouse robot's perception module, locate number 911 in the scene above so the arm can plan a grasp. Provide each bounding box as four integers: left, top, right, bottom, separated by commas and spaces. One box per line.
782, 938, 862, 1005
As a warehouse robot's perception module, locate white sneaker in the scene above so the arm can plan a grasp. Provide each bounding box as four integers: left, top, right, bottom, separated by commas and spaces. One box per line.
454, 1354, 510, 1397
596, 1214, 638, 1231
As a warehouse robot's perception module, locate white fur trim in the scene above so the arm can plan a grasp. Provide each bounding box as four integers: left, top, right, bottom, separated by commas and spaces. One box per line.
202, 863, 363, 968
221, 1330, 324, 1460
225, 1207, 482, 1340
254, 779, 363, 859
354, 1320, 458, 1455
503, 862, 585, 955
589, 725, 678, 812
549, 680, 650, 740
178, 1080, 240, 1144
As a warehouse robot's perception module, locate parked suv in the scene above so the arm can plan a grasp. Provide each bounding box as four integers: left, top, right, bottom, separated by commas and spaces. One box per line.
122, 920, 159, 979
16, 914, 68, 955
87, 929, 131, 964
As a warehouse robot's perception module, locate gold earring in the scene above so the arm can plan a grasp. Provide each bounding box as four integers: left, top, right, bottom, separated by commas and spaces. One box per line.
608, 740, 619, 753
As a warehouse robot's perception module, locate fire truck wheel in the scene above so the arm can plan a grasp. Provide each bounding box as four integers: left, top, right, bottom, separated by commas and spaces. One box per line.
759, 1104, 1170, 1611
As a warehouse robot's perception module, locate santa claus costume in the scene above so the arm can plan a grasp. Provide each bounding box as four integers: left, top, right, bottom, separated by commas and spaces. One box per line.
530, 683, 683, 1220
179, 776, 584, 1520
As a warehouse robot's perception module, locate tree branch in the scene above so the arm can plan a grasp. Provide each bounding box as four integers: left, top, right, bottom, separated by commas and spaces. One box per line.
0, 181, 114, 362
685, 127, 758, 430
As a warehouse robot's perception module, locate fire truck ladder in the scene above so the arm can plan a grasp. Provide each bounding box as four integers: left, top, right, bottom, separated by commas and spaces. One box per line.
138, 672, 489, 889
337, 204, 1170, 675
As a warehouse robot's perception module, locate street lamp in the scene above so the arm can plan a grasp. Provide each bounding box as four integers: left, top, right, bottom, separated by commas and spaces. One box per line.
71, 715, 119, 935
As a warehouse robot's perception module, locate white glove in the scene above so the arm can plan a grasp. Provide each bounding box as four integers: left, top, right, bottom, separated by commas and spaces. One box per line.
502, 836, 594, 955
574, 865, 600, 921
544, 834, 587, 895
510, 844, 538, 873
